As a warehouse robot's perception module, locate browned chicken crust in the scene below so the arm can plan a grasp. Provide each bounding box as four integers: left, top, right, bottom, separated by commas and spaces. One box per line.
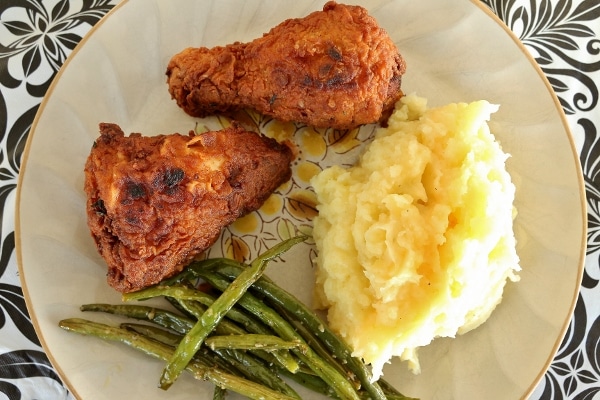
166, 1, 406, 130
84, 123, 293, 293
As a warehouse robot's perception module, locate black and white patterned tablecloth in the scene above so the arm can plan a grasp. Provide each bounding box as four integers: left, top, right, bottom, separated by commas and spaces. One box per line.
0, 0, 598, 399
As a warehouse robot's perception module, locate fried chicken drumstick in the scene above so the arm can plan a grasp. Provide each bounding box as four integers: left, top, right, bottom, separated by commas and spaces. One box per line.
85, 123, 293, 293
166, 1, 406, 130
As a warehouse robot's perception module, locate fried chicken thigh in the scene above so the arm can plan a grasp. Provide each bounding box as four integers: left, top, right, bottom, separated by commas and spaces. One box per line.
84, 123, 293, 293
166, 1, 406, 130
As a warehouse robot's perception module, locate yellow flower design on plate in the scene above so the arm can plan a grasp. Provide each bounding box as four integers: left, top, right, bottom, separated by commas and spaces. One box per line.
192, 112, 377, 262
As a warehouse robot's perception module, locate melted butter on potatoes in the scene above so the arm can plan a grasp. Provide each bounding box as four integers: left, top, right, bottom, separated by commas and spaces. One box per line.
311, 94, 520, 380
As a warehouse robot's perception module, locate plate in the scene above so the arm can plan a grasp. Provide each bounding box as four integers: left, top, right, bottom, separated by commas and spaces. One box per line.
15, 0, 586, 399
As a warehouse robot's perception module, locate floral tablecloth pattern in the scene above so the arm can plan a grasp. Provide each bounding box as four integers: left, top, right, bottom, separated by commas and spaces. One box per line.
0, 0, 598, 398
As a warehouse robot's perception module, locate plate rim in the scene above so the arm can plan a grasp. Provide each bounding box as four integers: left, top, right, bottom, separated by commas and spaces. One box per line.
14, 1, 129, 399
473, 2, 587, 397
13, 0, 587, 399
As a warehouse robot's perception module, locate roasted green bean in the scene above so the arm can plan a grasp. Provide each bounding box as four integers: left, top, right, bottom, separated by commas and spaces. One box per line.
213, 263, 391, 399
62, 235, 415, 399
212, 348, 301, 399
174, 296, 300, 376
120, 322, 182, 347
158, 236, 307, 390
213, 386, 226, 400
80, 303, 194, 334
125, 284, 273, 337
58, 318, 296, 400
197, 270, 361, 400
205, 334, 303, 352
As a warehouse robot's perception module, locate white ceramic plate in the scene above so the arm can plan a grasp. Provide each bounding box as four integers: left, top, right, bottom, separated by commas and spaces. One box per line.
16, 0, 586, 399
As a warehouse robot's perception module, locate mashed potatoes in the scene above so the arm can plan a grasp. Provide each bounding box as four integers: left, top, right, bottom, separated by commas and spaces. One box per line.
311, 94, 520, 380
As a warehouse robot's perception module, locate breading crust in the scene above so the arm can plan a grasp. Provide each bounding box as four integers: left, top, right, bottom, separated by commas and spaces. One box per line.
85, 123, 293, 292
166, 1, 406, 129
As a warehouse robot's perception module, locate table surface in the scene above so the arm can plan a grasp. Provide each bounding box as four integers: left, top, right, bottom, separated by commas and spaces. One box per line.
1, 0, 599, 399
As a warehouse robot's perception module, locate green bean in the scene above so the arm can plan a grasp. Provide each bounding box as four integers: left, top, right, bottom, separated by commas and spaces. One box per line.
378, 378, 418, 399
161, 257, 228, 285
276, 305, 360, 389
58, 318, 296, 400
175, 297, 300, 373
276, 366, 340, 398
378, 394, 419, 400
71, 235, 415, 399
179, 297, 299, 368
120, 323, 182, 347
158, 236, 307, 390
213, 386, 226, 400
82, 302, 262, 373
92, 301, 300, 373
213, 348, 301, 399
174, 297, 300, 375
80, 303, 194, 334
163, 236, 305, 287
235, 269, 417, 400
124, 283, 204, 302
130, 286, 301, 374
165, 295, 197, 319
120, 323, 248, 377
175, 298, 249, 336
125, 284, 272, 337
205, 334, 304, 352
197, 270, 361, 400
214, 263, 390, 400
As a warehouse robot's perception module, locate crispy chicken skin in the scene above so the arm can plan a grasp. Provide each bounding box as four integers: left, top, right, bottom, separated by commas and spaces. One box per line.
166, 1, 406, 130
84, 123, 293, 293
